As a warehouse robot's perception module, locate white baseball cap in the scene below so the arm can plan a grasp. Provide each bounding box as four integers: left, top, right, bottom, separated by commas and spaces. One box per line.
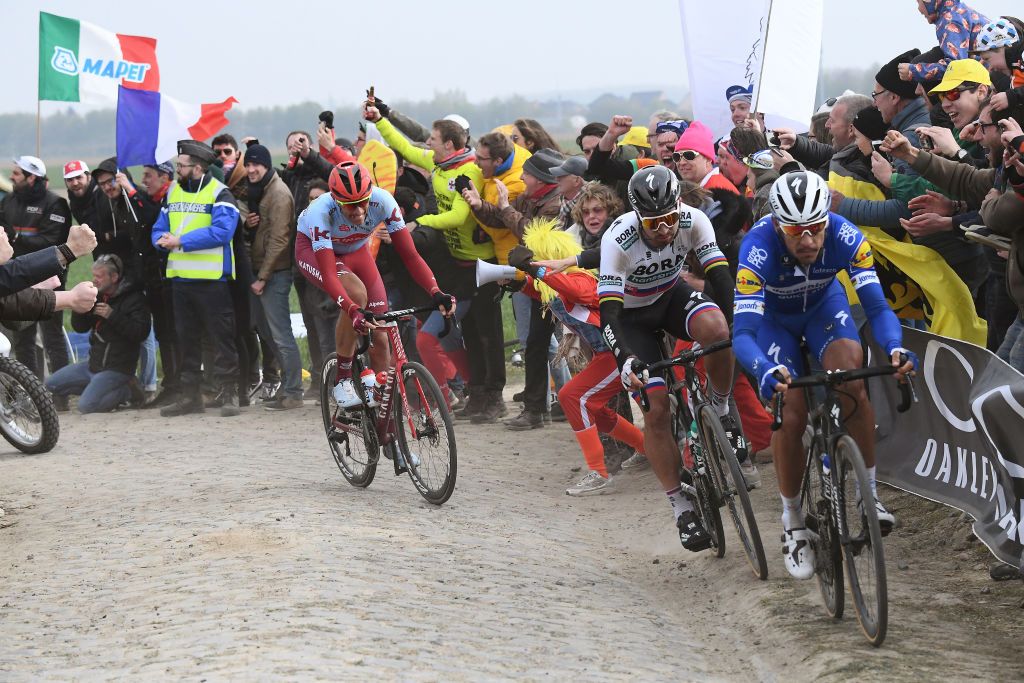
443, 114, 471, 133
13, 155, 47, 177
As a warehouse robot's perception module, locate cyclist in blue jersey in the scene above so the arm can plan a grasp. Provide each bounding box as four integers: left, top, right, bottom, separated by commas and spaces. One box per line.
732, 171, 916, 580
295, 161, 452, 408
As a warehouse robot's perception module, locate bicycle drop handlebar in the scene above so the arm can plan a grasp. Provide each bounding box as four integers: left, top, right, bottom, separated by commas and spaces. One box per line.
769, 362, 917, 432
355, 304, 453, 356
637, 339, 733, 413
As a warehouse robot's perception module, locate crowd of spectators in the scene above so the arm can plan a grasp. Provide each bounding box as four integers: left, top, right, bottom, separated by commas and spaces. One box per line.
0, 2, 1022, 501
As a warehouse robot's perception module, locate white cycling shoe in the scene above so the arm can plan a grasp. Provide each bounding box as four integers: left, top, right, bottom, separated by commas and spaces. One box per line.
333, 379, 362, 409
782, 527, 818, 580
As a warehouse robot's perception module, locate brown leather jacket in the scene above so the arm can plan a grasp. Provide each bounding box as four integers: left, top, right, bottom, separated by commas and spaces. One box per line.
241, 173, 296, 280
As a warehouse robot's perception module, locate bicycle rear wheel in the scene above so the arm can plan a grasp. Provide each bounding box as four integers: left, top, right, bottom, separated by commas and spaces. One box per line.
834, 435, 888, 646
804, 430, 843, 619
320, 353, 378, 488
691, 405, 726, 558
699, 405, 768, 580
394, 361, 457, 505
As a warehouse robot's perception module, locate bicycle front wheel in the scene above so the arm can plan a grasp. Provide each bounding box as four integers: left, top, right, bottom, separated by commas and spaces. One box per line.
692, 405, 726, 558
834, 435, 888, 646
699, 405, 768, 580
804, 429, 843, 619
394, 361, 457, 505
320, 353, 378, 488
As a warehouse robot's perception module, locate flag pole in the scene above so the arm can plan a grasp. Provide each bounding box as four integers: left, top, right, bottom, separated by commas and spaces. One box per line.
36, 100, 41, 158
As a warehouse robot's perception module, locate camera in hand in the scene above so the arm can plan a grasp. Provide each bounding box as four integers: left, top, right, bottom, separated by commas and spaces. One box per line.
768, 132, 781, 148
453, 174, 472, 194
319, 110, 335, 130
919, 133, 933, 150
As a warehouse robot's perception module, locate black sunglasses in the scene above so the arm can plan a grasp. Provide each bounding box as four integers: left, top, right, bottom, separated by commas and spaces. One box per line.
95, 253, 123, 276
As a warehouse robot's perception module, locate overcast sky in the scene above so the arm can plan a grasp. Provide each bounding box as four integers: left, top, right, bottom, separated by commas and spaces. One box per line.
5, 0, 1010, 115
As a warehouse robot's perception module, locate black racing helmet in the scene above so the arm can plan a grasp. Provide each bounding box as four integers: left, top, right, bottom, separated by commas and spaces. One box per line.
627, 165, 680, 218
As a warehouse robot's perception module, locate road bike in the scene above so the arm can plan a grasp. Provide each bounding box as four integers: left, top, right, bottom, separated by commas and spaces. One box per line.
640, 339, 768, 579
319, 304, 457, 505
771, 361, 914, 646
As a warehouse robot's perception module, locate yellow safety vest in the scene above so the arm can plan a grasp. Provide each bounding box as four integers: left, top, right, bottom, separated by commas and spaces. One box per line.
165, 177, 235, 280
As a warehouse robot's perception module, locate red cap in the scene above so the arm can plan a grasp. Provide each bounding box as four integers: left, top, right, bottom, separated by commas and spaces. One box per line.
63, 160, 89, 179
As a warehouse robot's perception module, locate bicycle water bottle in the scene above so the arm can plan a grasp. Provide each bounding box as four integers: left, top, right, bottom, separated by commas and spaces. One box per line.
820, 452, 831, 476
687, 419, 701, 470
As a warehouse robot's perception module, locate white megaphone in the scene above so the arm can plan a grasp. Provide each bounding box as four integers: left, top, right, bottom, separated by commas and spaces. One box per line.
476, 259, 519, 287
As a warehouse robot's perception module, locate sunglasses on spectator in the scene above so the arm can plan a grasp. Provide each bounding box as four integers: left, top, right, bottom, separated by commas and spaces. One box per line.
214, 147, 235, 157
823, 96, 839, 107
639, 210, 679, 232
776, 217, 828, 238
95, 253, 123, 276
672, 150, 701, 162
939, 85, 980, 102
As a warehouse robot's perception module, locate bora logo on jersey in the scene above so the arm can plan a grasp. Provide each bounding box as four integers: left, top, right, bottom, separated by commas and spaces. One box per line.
852, 240, 874, 269
736, 267, 763, 295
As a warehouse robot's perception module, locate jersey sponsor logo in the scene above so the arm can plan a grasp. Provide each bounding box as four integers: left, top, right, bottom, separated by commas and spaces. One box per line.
614, 225, 637, 245
312, 227, 331, 242
837, 222, 859, 246
734, 300, 765, 316
736, 267, 764, 295
49, 213, 66, 223
746, 245, 769, 269
852, 239, 874, 269
693, 240, 720, 258
25, 206, 42, 214
386, 207, 402, 225
835, 310, 849, 327
851, 270, 880, 289
631, 253, 685, 278
767, 342, 782, 364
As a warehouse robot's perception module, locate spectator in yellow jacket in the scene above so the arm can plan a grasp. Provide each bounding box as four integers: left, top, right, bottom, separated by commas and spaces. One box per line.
471, 132, 530, 264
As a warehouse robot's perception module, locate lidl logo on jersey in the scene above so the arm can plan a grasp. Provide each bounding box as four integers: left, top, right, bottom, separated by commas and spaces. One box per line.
852, 240, 874, 269
735, 267, 763, 295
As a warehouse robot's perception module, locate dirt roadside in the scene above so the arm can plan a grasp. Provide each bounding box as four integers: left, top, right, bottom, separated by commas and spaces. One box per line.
0, 395, 1021, 680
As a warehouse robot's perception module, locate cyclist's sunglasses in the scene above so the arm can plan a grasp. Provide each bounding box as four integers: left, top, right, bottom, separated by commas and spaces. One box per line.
938, 85, 979, 102
672, 150, 701, 163
640, 210, 680, 232
334, 197, 370, 208
776, 216, 828, 238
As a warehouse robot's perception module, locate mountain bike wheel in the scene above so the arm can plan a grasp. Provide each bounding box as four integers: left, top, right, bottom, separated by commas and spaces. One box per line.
804, 431, 843, 619
691, 405, 726, 558
320, 353, 378, 488
0, 357, 59, 454
834, 435, 888, 646
394, 361, 457, 505
699, 405, 768, 580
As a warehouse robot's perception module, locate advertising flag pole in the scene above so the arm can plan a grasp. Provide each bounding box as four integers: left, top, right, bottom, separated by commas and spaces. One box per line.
36, 100, 41, 158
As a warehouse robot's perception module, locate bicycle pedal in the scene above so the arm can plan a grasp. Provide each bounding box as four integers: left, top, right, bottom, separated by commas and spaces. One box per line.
327, 429, 346, 444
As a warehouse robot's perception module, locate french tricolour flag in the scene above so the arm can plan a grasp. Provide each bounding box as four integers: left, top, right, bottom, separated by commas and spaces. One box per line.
116, 86, 237, 166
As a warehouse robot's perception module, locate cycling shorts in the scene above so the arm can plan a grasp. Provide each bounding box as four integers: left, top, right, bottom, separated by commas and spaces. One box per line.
755, 279, 859, 376
619, 279, 721, 365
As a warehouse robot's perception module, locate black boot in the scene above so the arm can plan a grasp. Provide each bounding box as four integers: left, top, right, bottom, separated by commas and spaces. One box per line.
160, 387, 205, 417
504, 407, 545, 431
454, 387, 484, 421
220, 384, 240, 417
471, 391, 507, 424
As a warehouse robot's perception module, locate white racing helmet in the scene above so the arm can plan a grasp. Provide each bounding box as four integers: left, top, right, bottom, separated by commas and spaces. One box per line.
768, 171, 830, 226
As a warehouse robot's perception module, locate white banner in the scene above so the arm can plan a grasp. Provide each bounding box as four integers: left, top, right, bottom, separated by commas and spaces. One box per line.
678, 0, 822, 136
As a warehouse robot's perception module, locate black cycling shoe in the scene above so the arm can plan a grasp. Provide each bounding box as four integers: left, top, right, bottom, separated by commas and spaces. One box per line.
720, 413, 749, 464
676, 510, 712, 552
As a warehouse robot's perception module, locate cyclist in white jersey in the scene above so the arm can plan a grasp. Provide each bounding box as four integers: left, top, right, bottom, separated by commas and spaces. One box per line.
598, 165, 739, 552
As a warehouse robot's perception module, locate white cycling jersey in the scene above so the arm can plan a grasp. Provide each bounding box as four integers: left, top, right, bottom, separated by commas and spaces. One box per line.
597, 203, 727, 309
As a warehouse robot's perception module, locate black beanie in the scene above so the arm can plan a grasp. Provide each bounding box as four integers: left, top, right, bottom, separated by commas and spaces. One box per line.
876, 49, 922, 100
852, 107, 889, 141
243, 144, 272, 169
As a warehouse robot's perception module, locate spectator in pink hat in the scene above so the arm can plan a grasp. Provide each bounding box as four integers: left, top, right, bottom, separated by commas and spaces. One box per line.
673, 121, 739, 193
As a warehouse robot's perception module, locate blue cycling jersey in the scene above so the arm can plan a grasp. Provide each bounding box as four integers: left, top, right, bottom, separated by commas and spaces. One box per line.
296, 186, 405, 255
732, 212, 903, 379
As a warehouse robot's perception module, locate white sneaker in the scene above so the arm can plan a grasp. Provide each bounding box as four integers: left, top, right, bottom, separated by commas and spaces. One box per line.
396, 449, 421, 469
566, 470, 613, 496
620, 451, 649, 470
333, 379, 362, 408
782, 527, 818, 580
739, 460, 761, 490
860, 497, 896, 535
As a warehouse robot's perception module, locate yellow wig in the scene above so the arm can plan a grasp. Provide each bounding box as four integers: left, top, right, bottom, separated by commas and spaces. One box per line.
522, 218, 596, 304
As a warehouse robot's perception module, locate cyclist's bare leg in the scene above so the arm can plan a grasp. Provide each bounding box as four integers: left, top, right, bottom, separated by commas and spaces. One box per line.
772, 387, 808, 498
335, 272, 388, 372
688, 310, 734, 401
821, 338, 873, 467
642, 390, 686, 491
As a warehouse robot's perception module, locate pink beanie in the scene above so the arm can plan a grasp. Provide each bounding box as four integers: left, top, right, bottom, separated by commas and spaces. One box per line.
673, 121, 715, 161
